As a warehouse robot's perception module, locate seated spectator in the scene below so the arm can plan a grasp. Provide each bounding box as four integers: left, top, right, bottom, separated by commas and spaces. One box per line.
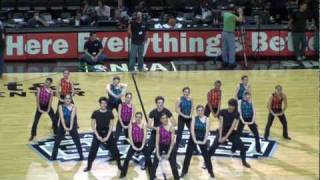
95, 0, 111, 19
81, 32, 107, 65
70, 11, 87, 26
80, 1, 95, 25
27, 12, 49, 27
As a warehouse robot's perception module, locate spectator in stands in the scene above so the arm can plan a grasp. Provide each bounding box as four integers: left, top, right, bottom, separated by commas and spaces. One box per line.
269, 0, 287, 24
95, 0, 111, 20
81, 32, 107, 65
80, 1, 95, 25
128, 12, 148, 72
71, 11, 87, 26
289, 1, 308, 61
221, 5, 244, 69
28, 12, 49, 27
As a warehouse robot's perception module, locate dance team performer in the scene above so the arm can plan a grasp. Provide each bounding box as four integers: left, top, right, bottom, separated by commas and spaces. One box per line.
120, 112, 151, 178
264, 85, 291, 140
29, 78, 57, 141
84, 97, 122, 172
51, 94, 83, 161
175, 86, 193, 147
181, 105, 214, 178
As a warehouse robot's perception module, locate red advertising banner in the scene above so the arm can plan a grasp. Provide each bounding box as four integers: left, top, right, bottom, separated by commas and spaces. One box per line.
4, 33, 78, 61
4, 30, 316, 61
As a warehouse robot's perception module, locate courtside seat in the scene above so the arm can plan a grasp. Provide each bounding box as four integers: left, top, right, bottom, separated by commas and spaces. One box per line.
33, 0, 48, 10
48, 0, 63, 10
0, 0, 16, 11
16, 0, 32, 10
65, 0, 81, 10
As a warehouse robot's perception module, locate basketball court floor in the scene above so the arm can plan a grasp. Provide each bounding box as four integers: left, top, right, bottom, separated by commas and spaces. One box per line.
0, 69, 318, 180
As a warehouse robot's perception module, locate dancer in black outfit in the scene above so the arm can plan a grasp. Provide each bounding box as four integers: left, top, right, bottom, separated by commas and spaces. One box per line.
51, 94, 83, 160
209, 98, 251, 168
181, 105, 214, 178
29, 78, 57, 141
150, 113, 179, 180
120, 112, 151, 178
84, 97, 122, 172
147, 96, 175, 157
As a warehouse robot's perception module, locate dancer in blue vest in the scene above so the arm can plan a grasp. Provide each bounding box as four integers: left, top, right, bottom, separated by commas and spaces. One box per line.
181, 105, 214, 178
235, 75, 251, 100
236, 91, 262, 154
51, 94, 83, 161
175, 86, 193, 147
106, 76, 128, 111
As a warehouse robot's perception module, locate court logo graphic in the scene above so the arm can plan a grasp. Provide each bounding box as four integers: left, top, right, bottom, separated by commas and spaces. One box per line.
30, 131, 277, 162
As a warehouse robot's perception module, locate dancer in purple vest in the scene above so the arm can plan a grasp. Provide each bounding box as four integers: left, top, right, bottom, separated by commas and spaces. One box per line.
120, 112, 151, 178
29, 78, 57, 141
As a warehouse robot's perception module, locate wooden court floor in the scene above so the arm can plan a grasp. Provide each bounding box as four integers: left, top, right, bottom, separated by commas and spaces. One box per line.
0, 69, 318, 180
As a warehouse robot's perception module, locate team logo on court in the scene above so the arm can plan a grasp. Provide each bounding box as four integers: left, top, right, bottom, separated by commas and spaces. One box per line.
30, 131, 277, 162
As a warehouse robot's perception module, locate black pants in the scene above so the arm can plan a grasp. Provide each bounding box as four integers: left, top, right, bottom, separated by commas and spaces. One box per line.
209, 132, 247, 164
147, 130, 157, 156
120, 143, 151, 177
31, 107, 57, 136
182, 138, 213, 175
264, 113, 289, 138
107, 101, 121, 112
204, 104, 218, 117
114, 121, 129, 141
87, 133, 122, 169
176, 115, 191, 148
150, 145, 179, 180
234, 121, 261, 152
51, 125, 83, 160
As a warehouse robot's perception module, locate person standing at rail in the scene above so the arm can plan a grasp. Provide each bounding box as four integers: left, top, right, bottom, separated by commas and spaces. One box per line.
221, 4, 244, 69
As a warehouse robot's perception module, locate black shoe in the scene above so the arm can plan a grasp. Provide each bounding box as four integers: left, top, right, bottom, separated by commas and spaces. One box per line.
283, 136, 291, 140
180, 172, 187, 178
243, 162, 251, 168
264, 136, 269, 141
222, 62, 229, 69
119, 174, 125, 179
83, 167, 91, 172
50, 157, 57, 161
28, 136, 34, 141
209, 172, 215, 178
228, 64, 237, 69
79, 156, 84, 161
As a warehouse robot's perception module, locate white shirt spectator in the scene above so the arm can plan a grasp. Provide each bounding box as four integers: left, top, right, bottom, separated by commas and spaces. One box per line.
95, 5, 111, 18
